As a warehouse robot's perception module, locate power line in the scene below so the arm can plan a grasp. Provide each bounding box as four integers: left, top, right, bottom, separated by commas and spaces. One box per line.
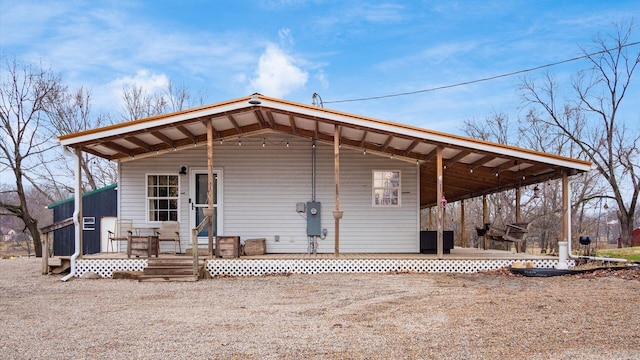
323, 41, 640, 104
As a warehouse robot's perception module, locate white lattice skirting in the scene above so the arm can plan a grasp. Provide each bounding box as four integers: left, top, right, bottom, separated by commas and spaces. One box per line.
76, 258, 573, 278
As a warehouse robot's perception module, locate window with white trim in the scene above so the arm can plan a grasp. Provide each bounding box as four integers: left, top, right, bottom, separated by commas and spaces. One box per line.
372, 170, 401, 206
147, 174, 179, 222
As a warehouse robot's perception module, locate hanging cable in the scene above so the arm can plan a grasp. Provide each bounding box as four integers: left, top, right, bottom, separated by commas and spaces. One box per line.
323, 41, 640, 104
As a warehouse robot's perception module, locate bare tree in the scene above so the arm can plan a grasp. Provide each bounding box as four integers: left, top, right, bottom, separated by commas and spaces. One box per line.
45, 86, 116, 193
0, 58, 63, 257
521, 21, 639, 247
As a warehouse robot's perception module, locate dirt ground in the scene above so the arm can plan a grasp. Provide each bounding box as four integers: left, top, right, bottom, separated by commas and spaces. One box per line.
1, 258, 639, 359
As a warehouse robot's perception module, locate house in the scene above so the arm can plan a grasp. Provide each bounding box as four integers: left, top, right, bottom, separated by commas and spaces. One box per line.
58, 94, 591, 259
47, 184, 117, 255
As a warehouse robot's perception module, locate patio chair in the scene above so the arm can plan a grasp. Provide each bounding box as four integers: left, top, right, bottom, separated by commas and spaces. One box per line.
155, 221, 181, 254
108, 219, 133, 252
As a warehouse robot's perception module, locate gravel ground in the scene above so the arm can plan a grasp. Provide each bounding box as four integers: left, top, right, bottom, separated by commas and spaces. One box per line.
1, 258, 639, 360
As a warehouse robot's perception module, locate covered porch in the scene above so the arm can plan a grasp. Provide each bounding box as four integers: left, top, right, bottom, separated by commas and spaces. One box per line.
54, 94, 590, 280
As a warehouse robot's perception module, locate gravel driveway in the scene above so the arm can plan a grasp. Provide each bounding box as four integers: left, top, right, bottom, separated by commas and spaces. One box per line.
1, 258, 639, 359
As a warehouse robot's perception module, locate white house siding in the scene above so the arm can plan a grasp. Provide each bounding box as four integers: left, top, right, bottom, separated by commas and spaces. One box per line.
119, 136, 418, 254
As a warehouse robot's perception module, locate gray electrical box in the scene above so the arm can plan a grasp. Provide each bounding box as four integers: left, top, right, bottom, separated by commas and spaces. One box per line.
306, 201, 321, 236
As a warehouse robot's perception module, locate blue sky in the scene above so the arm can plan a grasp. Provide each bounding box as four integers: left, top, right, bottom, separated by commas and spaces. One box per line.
1, 0, 639, 133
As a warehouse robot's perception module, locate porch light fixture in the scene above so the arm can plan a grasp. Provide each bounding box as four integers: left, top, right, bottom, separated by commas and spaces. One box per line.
179, 166, 187, 175
363, 148, 367, 155
249, 95, 261, 105
533, 185, 540, 198
262, 138, 266, 147
441, 195, 447, 209
286, 140, 290, 148
238, 138, 242, 146
390, 154, 394, 159
469, 167, 473, 173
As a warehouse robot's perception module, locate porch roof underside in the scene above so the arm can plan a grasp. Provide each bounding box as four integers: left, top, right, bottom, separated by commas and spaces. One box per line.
59, 94, 591, 208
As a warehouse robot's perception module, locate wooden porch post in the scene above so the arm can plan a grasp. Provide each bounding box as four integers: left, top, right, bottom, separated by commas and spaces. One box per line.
333, 125, 343, 257
515, 187, 521, 223
207, 121, 215, 257
436, 146, 444, 259
482, 195, 488, 250
562, 172, 569, 249
461, 200, 466, 248
428, 208, 433, 229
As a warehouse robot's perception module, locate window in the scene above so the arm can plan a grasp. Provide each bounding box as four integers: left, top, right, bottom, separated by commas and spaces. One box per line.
82, 217, 95, 231
147, 174, 179, 222
372, 170, 401, 206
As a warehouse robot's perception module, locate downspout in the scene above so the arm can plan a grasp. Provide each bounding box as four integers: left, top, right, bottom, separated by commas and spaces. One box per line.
559, 176, 627, 267
61, 146, 82, 281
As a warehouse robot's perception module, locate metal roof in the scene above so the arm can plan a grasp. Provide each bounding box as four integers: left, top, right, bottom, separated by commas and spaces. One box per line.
59, 94, 591, 208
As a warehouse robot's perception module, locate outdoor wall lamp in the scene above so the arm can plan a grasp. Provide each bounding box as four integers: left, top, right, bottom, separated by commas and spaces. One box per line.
179, 166, 187, 175
441, 195, 447, 209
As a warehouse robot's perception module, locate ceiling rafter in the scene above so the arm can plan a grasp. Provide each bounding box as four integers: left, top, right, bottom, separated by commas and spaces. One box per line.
227, 114, 242, 133
380, 136, 394, 152
102, 141, 135, 157
288, 114, 298, 134
264, 110, 276, 128
151, 131, 175, 147
124, 136, 154, 151
445, 150, 471, 166
176, 125, 197, 143
253, 109, 269, 129
403, 140, 419, 156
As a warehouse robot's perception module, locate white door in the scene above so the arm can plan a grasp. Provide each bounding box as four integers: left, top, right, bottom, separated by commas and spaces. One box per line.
190, 169, 223, 245
100, 216, 116, 252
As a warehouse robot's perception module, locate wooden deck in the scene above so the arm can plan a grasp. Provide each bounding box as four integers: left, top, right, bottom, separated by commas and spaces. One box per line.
82, 247, 553, 261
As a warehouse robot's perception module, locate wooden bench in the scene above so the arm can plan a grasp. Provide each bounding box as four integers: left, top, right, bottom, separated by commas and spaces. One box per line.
485, 222, 531, 253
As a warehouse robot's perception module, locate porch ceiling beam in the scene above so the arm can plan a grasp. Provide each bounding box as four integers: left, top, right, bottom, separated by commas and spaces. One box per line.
468, 155, 494, 167
227, 114, 242, 134
176, 125, 197, 143
102, 141, 134, 157
289, 115, 298, 134
151, 131, 175, 147
403, 140, 419, 156
445, 150, 471, 166
253, 109, 269, 129
124, 136, 154, 151
359, 131, 368, 147
424, 147, 438, 162
380, 136, 393, 152
264, 110, 276, 128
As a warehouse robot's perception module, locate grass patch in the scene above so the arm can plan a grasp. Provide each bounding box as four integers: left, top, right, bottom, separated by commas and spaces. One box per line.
596, 246, 640, 262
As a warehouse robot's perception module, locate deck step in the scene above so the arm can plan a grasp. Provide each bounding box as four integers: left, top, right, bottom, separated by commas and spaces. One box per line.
138, 274, 199, 282
140, 258, 203, 281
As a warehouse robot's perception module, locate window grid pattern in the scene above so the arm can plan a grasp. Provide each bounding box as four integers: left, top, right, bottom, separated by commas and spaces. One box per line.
147, 175, 179, 222
373, 170, 401, 206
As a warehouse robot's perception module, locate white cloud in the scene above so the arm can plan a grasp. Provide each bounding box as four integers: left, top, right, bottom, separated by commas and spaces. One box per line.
248, 44, 308, 98
100, 70, 170, 112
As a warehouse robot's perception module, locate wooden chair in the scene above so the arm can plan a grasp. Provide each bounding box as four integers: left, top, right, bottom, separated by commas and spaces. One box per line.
108, 219, 132, 252
155, 221, 181, 254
